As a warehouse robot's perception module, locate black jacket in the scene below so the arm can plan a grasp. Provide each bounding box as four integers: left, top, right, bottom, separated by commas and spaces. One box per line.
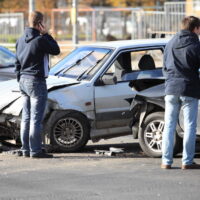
15, 27, 60, 80
163, 30, 200, 99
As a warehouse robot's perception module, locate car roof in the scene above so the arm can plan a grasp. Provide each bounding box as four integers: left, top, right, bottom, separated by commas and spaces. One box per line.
87, 38, 170, 50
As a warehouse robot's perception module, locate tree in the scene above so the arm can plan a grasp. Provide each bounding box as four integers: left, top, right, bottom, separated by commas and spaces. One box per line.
0, 0, 60, 12
107, 0, 166, 8
0, 0, 28, 11
81, 0, 166, 8
36, 0, 58, 10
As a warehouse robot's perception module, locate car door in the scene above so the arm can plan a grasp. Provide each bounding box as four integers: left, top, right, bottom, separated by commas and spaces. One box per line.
94, 80, 134, 129
94, 47, 164, 130
94, 51, 135, 130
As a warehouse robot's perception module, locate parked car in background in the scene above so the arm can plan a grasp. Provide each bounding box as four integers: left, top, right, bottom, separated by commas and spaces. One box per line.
0, 46, 16, 81
0, 39, 169, 153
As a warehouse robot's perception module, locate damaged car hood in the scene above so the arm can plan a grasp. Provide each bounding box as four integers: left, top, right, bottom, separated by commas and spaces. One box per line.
0, 75, 79, 115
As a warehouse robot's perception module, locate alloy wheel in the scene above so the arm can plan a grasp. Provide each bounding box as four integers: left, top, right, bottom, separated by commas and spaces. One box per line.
143, 120, 164, 153
53, 117, 83, 147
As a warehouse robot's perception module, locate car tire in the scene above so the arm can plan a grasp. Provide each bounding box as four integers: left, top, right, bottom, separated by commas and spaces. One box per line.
138, 112, 182, 158
49, 111, 90, 152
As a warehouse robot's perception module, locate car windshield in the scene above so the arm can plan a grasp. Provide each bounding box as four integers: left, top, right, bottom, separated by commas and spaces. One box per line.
0, 48, 16, 68
50, 46, 113, 80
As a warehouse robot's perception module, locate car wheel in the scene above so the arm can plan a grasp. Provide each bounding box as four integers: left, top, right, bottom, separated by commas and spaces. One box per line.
49, 111, 90, 152
138, 112, 182, 158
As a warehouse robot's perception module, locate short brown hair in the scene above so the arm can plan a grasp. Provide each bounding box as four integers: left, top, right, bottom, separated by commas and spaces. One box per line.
29, 11, 44, 27
182, 16, 200, 32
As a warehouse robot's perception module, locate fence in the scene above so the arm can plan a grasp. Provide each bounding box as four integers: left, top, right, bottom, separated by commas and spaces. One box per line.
164, 2, 186, 14
50, 6, 187, 41
131, 11, 186, 39
1, 1, 200, 45
51, 7, 142, 41
0, 13, 24, 43
164, 1, 200, 14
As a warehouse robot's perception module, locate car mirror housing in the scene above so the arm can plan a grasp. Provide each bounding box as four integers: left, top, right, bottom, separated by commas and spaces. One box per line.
95, 75, 117, 86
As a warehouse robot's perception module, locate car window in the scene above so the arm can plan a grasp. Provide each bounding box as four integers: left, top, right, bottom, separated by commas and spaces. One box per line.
50, 47, 113, 80
103, 48, 163, 82
131, 49, 163, 70
0, 48, 16, 68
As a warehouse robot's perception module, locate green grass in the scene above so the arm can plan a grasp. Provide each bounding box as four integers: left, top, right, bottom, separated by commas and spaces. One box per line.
55, 33, 90, 41
0, 34, 20, 43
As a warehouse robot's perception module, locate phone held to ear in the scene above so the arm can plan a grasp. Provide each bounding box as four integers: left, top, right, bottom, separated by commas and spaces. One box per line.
39, 22, 44, 28
37, 21, 47, 34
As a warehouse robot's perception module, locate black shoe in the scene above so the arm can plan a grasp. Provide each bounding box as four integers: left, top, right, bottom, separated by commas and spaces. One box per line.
23, 153, 30, 158
15, 150, 23, 157
16, 150, 30, 158
31, 152, 53, 159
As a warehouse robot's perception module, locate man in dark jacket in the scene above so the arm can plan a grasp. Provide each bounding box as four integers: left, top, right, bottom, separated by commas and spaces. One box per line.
15, 11, 60, 158
162, 16, 200, 169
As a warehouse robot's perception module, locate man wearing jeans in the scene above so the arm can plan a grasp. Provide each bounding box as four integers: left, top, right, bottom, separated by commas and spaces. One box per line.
15, 11, 60, 158
162, 16, 200, 169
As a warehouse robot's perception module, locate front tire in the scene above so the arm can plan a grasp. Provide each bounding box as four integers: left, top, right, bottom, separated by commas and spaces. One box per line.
139, 112, 182, 158
49, 111, 90, 152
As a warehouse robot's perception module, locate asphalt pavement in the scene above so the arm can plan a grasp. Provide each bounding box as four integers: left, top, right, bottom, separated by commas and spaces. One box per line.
0, 137, 200, 200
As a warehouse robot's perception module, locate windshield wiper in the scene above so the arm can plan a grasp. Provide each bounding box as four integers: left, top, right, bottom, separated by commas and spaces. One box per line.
3, 64, 15, 68
55, 51, 94, 76
77, 51, 110, 81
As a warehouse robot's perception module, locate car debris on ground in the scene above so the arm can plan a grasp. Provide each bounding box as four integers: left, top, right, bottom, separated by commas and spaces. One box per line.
95, 147, 124, 156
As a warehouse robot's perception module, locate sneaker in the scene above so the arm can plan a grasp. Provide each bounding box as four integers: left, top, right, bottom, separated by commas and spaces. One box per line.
181, 162, 200, 170
14, 150, 30, 157
23, 153, 30, 158
161, 164, 171, 169
30, 152, 53, 159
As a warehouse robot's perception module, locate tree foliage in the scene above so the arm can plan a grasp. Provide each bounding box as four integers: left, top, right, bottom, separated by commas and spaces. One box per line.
0, 0, 28, 11
36, 0, 58, 10
80, 0, 166, 7
0, 0, 166, 11
0, 0, 58, 12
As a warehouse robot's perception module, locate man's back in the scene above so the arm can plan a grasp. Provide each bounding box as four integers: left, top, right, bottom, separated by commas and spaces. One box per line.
16, 27, 60, 79
163, 30, 200, 99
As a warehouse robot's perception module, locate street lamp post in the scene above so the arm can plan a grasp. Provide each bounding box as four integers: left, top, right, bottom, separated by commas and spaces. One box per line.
71, 0, 79, 45
29, 0, 35, 13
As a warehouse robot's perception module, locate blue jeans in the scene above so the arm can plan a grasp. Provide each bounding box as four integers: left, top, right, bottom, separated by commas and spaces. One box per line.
162, 95, 198, 165
19, 77, 47, 156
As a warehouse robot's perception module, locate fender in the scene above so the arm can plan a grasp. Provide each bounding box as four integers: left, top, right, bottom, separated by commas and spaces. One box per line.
130, 95, 185, 139
130, 95, 165, 138
139, 96, 165, 127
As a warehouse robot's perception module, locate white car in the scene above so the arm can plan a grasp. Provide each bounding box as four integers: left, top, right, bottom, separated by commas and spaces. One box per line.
0, 39, 168, 152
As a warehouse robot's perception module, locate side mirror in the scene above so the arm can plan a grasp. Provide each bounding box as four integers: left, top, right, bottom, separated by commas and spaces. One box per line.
95, 75, 117, 86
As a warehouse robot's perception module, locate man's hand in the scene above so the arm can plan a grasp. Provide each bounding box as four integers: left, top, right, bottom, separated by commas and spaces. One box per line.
39, 23, 48, 35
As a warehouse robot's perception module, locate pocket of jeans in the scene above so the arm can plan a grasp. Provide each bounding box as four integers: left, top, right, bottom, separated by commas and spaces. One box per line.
30, 81, 47, 98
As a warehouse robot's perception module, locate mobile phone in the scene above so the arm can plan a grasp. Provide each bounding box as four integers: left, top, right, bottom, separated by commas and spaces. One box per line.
39, 22, 44, 28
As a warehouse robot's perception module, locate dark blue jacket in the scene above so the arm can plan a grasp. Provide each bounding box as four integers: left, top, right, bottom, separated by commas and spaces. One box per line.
15, 28, 60, 80
163, 30, 200, 99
